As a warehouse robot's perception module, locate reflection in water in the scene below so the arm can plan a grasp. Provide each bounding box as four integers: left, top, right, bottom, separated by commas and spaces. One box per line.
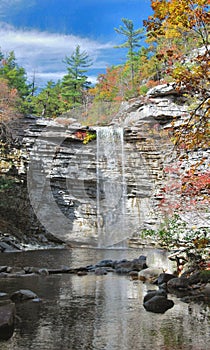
0, 248, 209, 350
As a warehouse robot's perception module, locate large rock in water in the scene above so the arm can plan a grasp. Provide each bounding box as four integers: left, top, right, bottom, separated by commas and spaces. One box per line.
10, 289, 38, 303
143, 295, 174, 314
138, 268, 163, 282
0, 302, 16, 340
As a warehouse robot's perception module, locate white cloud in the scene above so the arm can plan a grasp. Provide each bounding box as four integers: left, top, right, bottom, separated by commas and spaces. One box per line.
0, 22, 114, 87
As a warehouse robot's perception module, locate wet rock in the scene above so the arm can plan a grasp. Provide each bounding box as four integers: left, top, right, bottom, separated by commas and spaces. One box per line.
167, 277, 189, 290
24, 266, 39, 274
129, 271, 139, 280
113, 256, 147, 273
10, 289, 38, 303
131, 256, 148, 271
0, 273, 8, 278
0, 241, 19, 253
201, 283, 210, 301
199, 270, 210, 284
95, 259, 114, 268
6, 267, 13, 273
143, 289, 167, 303
77, 271, 88, 276
0, 266, 8, 273
0, 302, 16, 340
115, 267, 132, 274
180, 294, 206, 303
94, 268, 108, 276
6, 266, 26, 276
48, 266, 72, 274
157, 273, 176, 285
143, 295, 174, 314
0, 293, 9, 301
38, 268, 49, 276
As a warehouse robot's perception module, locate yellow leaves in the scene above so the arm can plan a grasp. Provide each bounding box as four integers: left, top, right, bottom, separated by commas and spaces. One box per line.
145, 0, 210, 40
193, 237, 209, 249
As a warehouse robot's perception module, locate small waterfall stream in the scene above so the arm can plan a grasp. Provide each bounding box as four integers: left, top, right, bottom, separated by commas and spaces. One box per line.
96, 126, 128, 247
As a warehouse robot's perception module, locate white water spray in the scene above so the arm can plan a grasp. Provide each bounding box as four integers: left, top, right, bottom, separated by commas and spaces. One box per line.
96, 126, 127, 247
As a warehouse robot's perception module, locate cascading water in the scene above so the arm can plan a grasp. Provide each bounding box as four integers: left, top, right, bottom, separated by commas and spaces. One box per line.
96, 126, 128, 247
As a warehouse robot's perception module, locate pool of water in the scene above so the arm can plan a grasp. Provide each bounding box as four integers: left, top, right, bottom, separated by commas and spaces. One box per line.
0, 248, 209, 350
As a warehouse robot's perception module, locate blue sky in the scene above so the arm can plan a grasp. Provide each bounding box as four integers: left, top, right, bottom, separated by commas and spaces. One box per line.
0, 0, 152, 88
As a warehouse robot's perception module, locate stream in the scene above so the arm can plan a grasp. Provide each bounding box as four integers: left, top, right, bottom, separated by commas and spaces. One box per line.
0, 247, 209, 350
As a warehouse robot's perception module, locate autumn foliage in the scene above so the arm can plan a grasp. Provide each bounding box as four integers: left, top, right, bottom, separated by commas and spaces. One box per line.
0, 79, 19, 122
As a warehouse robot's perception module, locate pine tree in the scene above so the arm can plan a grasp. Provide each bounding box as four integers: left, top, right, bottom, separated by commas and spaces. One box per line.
114, 18, 144, 89
61, 45, 92, 107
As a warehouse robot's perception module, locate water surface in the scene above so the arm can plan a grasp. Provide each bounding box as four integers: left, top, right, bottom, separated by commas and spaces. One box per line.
0, 248, 209, 350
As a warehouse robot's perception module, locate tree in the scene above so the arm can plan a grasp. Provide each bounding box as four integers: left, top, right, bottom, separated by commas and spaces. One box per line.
61, 45, 92, 107
0, 50, 30, 99
144, 0, 210, 151
0, 78, 20, 144
31, 81, 65, 118
114, 18, 144, 90
91, 66, 123, 101
143, 0, 210, 237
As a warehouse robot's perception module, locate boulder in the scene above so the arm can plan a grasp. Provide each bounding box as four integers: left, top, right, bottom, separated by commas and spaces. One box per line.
146, 83, 179, 97
202, 283, 210, 301
143, 295, 174, 314
94, 268, 108, 276
131, 256, 148, 271
138, 268, 163, 282
157, 273, 176, 285
0, 293, 9, 301
0, 302, 16, 340
10, 289, 38, 303
167, 277, 189, 290
143, 289, 167, 303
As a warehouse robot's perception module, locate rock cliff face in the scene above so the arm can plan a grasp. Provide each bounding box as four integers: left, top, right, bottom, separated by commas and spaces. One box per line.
1, 84, 207, 247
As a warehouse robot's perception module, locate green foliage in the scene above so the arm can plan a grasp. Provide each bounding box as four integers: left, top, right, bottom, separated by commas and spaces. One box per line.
114, 18, 144, 57
0, 175, 16, 191
30, 81, 65, 118
139, 85, 149, 95
140, 214, 210, 247
114, 18, 144, 88
62, 45, 92, 107
0, 50, 31, 99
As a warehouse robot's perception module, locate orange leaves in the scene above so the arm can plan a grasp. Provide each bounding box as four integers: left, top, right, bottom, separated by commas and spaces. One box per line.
93, 66, 123, 101
182, 170, 210, 199
0, 78, 19, 123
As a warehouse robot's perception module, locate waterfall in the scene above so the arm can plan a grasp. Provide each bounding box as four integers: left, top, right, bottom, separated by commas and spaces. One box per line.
96, 126, 127, 247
